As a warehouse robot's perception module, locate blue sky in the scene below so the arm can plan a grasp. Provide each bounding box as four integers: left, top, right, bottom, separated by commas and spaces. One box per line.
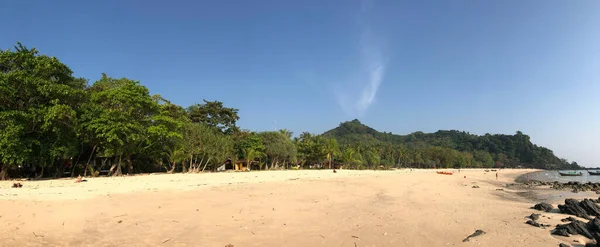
2, 0, 599, 165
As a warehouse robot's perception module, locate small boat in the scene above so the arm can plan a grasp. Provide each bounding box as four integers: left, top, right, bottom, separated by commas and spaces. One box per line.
558, 171, 583, 176
588, 170, 600, 176
437, 171, 453, 175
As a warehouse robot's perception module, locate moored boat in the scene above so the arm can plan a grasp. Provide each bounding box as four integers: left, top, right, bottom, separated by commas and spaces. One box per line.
587, 170, 600, 176
437, 171, 453, 175
558, 171, 583, 176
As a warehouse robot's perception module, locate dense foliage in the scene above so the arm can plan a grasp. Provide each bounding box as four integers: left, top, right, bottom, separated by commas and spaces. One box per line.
323, 119, 580, 170
0, 44, 579, 179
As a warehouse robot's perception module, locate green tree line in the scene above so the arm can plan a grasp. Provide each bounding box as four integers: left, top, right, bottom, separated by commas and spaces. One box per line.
0, 43, 579, 179
322, 119, 580, 170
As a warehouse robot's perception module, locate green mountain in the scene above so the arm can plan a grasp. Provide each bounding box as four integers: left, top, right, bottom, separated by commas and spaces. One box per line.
322, 119, 578, 170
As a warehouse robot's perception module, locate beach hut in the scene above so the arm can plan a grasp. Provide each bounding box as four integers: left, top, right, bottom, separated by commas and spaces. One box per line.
216, 159, 235, 172
234, 160, 260, 171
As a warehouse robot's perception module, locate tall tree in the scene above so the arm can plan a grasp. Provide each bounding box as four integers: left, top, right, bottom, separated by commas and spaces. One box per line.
80, 74, 158, 175
0, 43, 86, 179
322, 138, 340, 169
258, 131, 297, 169
187, 100, 239, 134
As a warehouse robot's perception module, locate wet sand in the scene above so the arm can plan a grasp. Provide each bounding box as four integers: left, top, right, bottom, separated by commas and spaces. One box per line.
0, 169, 585, 246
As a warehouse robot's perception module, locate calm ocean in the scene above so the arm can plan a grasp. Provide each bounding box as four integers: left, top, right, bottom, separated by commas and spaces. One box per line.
521, 170, 600, 183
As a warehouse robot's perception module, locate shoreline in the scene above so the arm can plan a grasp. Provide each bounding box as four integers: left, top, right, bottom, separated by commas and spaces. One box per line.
0, 169, 583, 246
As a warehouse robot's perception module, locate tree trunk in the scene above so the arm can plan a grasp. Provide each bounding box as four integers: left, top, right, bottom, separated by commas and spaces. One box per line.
55, 161, 65, 178
197, 156, 205, 173
168, 161, 176, 173
115, 163, 122, 176
112, 156, 123, 176
84, 145, 97, 177
37, 166, 45, 178
185, 154, 193, 173
0, 164, 8, 180
127, 155, 134, 175
201, 158, 211, 172
191, 155, 198, 172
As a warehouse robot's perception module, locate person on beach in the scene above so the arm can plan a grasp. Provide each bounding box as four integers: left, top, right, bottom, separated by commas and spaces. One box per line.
496, 172, 498, 180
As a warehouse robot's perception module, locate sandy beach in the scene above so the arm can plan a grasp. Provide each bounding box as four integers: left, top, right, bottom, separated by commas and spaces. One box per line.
0, 169, 589, 246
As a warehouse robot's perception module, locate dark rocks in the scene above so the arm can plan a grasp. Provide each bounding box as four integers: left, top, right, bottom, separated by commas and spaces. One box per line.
592, 232, 600, 246
462, 229, 485, 242
588, 218, 600, 232
582, 199, 600, 217
561, 217, 578, 222
558, 199, 593, 220
534, 197, 600, 245
552, 182, 600, 193
559, 243, 570, 247
553, 227, 570, 237
526, 220, 550, 228
557, 198, 600, 219
584, 243, 597, 247
528, 213, 541, 221
521, 180, 600, 193
472, 185, 480, 188
553, 219, 593, 239
534, 202, 554, 212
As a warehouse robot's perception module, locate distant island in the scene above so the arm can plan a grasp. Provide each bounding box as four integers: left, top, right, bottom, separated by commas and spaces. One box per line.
323, 119, 579, 170
0, 43, 579, 180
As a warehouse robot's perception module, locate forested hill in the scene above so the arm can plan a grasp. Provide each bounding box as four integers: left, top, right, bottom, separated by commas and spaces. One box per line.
322, 119, 579, 170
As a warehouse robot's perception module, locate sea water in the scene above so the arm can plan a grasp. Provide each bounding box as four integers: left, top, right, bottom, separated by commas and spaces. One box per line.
514, 170, 600, 203
520, 170, 600, 183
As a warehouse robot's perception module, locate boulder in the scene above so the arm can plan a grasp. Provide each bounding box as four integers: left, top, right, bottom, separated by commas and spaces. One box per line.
526, 220, 541, 227
534, 202, 554, 212
526, 220, 550, 228
593, 232, 600, 247
581, 199, 600, 216
553, 219, 593, 239
529, 213, 541, 221
558, 243, 570, 247
561, 217, 578, 222
588, 217, 600, 232
558, 199, 592, 220
462, 229, 486, 242
553, 228, 570, 237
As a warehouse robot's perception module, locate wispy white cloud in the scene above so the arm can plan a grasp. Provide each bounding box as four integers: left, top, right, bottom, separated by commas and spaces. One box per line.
334, 3, 386, 117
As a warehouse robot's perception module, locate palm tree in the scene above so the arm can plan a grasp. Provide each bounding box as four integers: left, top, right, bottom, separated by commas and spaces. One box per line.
279, 129, 293, 139
323, 138, 340, 169
166, 146, 187, 173
341, 147, 361, 168
242, 148, 262, 171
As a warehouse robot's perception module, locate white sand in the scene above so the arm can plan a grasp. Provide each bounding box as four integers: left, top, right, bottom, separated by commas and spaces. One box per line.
0, 169, 585, 246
